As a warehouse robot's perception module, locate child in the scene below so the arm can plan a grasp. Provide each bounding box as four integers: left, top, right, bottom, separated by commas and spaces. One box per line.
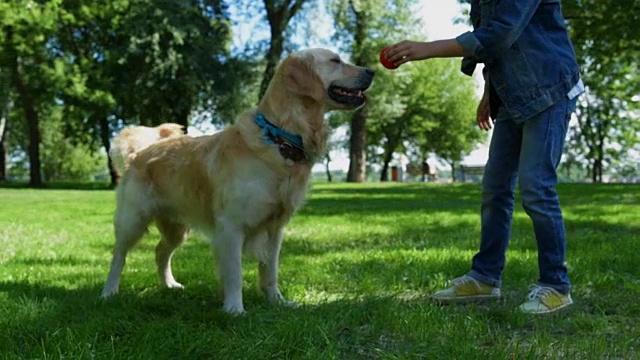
385, 0, 584, 314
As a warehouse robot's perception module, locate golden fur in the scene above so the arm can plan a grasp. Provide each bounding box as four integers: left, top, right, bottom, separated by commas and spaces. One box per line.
109, 123, 184, 176
101, 48, 374, 313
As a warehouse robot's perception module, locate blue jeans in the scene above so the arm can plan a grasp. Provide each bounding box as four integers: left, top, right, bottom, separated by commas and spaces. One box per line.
468, 97, 577, 294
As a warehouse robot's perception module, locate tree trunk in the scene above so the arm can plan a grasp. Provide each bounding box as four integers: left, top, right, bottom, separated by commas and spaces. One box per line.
379, 143, 395, 182
596, 123, 605, 183
258, 30, 284, 101
1, 38, 11, 182
450, 161, 457, 182
99, 116, 119, 187
592, 159, 603, 183
10, 59, 42, 187
380, 163, 389, 182
347, 107, 367, 182
379, 123, 405, 182
0, 94, 9, 182
24, 94, 41, 187
175, 102, 191, 132
6, 27, 42, 187
0, 118, 7, 182
345, 0, 369, 183
259, 0, 306, 101
324, 154, 332, 182
174, 71, 192, 131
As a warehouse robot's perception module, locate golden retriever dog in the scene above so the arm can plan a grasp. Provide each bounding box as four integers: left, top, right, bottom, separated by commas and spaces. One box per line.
101, 48, 374, 313
109, 123, 184, 176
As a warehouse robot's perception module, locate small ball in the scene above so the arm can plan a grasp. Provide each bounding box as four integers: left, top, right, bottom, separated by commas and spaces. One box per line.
380, 47, 398, 70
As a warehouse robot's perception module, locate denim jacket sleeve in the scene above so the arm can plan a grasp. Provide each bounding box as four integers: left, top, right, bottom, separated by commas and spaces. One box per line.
456, 0, 544, 74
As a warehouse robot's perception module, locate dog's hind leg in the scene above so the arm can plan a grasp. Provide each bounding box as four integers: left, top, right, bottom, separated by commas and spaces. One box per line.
259, 226, 296, 307
155, 216, 189, 289
101, 202, 151, 298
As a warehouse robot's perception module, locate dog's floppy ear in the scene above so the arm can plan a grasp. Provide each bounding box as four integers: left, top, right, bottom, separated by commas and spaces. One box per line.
282, 55, 324, 101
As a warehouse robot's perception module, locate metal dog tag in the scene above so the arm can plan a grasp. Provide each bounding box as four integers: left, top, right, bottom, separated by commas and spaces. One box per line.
279, 143, 307, 163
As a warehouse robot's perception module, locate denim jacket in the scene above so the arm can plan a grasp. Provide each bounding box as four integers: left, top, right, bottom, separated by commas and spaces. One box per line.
456, 0, 581, 122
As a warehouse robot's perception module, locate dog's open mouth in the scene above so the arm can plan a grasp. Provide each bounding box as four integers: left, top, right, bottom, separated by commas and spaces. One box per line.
329, 85, 368, 106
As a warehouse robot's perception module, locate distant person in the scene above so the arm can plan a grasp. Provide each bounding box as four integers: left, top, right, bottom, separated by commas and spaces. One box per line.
384, 0, 583, 313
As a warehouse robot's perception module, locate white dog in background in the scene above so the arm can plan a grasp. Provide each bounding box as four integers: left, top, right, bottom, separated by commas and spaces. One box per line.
101, 48, 374, 314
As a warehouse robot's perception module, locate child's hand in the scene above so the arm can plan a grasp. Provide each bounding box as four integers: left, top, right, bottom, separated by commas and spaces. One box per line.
383, 39, 468, 68
477, 94, 494, 131
384, 41, 431, 67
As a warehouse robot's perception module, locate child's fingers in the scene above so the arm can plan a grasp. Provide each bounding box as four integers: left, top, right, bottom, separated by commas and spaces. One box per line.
385, 43, 409, 63
477, 112, 492, 131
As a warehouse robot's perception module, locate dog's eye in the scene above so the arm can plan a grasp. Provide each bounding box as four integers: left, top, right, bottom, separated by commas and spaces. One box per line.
331, 58, 341, 64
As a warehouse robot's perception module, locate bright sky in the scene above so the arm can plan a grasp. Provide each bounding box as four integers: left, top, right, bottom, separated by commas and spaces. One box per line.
419, 0, 470, 40
221, 0, 490, 173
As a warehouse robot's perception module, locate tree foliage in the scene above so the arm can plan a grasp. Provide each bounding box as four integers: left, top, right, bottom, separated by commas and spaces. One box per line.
1, 0, 254, 186
1, 0, 636, 185
329, 0, 421, 182
331, 0, 481, 181
563, 0, 640, 182
365, 58, 480, 180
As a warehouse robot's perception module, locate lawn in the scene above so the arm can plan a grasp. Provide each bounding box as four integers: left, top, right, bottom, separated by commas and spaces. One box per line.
0, 182, 639, 359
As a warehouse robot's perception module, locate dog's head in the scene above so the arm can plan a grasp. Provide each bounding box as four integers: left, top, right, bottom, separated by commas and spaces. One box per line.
279, 48, 374, 111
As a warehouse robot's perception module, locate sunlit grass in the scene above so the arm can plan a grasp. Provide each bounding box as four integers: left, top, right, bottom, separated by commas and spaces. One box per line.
1, 182, 639, 358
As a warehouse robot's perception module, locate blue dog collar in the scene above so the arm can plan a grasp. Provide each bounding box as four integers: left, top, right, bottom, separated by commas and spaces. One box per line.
254, 113, 304, 149
254, 113, 308, 162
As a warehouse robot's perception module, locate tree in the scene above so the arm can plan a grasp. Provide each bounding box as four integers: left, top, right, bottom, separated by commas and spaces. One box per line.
0, 69, 11, 181
365, 58, 480, 181
330, 0, 419, 182
53, 0, 243, 185
563, 0, 640, 182
258, 0, 313, 100
111, 0, 234, 128
1, 1, 64, 187
48, 0, 126, 185
38, 108, 106, 182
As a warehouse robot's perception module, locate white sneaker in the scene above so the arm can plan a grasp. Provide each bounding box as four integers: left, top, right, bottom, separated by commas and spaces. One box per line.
518, 285, 573, 314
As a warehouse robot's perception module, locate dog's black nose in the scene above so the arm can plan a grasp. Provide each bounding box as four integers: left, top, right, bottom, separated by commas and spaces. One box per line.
365, 68, 375, 77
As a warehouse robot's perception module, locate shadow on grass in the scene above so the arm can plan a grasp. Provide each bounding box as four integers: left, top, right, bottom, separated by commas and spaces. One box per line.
0, 280, 419, 357
311, 182, 479, 196
85, 183, 639, 262
1, 182, 639, 358
0, 181, 114, 191
10, 256, 107, 267
2, 245, 638, 358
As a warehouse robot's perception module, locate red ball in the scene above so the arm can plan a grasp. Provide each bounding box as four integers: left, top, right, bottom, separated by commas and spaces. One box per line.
380, 47, 398, 70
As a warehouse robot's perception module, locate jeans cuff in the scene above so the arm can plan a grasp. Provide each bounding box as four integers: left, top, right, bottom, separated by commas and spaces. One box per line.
468, 270, 501, 288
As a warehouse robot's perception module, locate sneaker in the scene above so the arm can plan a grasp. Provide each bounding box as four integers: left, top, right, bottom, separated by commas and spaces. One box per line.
432, 275, 501, 304
518, 285, 573, 314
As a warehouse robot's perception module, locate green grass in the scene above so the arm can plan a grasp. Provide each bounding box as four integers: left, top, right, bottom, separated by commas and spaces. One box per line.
1, 183, 639, 359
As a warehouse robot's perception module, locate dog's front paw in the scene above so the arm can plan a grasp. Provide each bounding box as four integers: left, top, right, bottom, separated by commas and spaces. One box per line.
163, 279, 184, 289
223, 302, 246, 315
265, 287, 298, 308
101, 286, 119, 299
279, 299, 299, 308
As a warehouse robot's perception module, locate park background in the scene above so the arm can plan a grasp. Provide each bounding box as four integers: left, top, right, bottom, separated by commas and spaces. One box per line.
1, 0, 639, 359
1, 0, 638, 186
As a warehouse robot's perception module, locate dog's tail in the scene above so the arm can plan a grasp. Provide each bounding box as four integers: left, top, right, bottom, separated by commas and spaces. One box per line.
109, 123, 184, 176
